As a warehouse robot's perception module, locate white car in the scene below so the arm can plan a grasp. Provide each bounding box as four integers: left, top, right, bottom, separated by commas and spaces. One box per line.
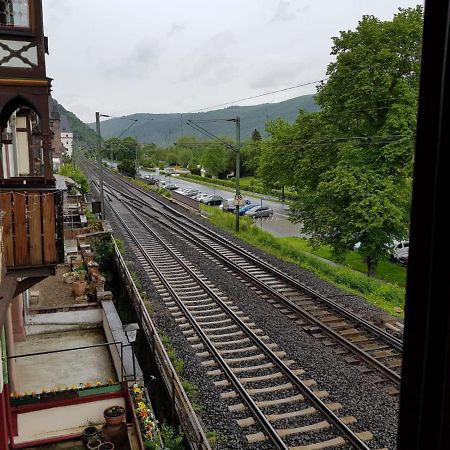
390, 241, 409, 265
195, 193, 209, 201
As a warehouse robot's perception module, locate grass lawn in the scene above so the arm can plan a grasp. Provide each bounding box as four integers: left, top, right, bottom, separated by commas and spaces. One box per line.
279, 237, 407, 287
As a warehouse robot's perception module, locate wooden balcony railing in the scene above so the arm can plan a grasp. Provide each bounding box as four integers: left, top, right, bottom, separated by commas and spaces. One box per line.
0, 188, 64, 270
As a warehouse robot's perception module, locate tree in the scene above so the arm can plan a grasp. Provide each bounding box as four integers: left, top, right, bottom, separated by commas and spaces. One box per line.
104, 137, 138, 161
200, 143, 228, 177
241, 139, 262, 177
264, 7, 422, 275
117, 159, 136, 178
251, 129, 262, 141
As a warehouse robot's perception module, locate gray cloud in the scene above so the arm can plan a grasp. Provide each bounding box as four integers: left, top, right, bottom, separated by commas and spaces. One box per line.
271, 1, 309, 23
249, 61, 303, 90
101, 39, 161, 79
179, 30, 240, 83
168, 22, 187, 36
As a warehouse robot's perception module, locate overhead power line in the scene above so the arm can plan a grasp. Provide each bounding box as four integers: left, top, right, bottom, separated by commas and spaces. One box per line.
188, 79, 327, 113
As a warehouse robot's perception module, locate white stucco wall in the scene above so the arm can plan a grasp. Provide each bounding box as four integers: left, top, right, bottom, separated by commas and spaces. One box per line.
61, 132, 73, 157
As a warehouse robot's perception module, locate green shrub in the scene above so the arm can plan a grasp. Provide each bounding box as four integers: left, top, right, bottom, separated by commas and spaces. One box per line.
59, 163, 90, 194
160, 424, 185, 450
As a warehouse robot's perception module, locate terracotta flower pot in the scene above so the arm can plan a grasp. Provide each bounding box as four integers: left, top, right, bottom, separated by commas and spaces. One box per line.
73, 280, 86, 297
103, 405, 125, 426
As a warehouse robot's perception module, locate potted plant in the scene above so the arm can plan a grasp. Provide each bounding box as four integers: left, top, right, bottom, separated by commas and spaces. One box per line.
83, 426, 99, 444
72, 268, 87, 296
62, 271, 75, 284
103, 405, 125, 426
98, 443, 114, 450
87, 439, 102, 450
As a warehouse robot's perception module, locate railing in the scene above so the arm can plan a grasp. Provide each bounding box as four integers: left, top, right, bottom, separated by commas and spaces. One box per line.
0, 187, 64, 269
113, 238, 212, 450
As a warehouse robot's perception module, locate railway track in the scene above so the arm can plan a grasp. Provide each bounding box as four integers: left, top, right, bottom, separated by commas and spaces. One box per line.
81, 160, 401, 447
106, 191, 379, 450
84, 160, 403, 392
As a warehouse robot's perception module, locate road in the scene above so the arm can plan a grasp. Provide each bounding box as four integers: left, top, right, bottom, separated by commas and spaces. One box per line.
141, 168, 305, 238
105, 162, 304, 237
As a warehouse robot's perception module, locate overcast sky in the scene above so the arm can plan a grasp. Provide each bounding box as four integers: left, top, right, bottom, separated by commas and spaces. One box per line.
42, 0, 422, 122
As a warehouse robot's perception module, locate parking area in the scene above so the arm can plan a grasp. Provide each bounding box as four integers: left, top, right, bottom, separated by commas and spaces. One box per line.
139, 169, 306, 237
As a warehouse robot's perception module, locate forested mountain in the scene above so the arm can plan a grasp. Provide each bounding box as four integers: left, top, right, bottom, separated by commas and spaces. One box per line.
87, 94, 318, 145
50, 98, 98, 148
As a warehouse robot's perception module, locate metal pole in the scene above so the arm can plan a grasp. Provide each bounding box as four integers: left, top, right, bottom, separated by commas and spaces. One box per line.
95, 112, 105, 220
135, 145, 139, 180
261, 195, 263, 230
131, 341, 136, 380
235, 116, 241, 233
73, 136, 77, 167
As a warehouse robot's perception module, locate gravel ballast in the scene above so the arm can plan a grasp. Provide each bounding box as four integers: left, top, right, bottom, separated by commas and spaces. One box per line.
95, 176, 401, 450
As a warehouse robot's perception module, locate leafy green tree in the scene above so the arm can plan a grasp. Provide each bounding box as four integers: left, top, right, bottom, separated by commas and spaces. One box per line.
259, 7, 422, 275
241, 139, 262, 177
117, 159, 136, 178
293, 7, 422, 275
200, 143, 228, 177
104, 137, 139, 162
251, 129, 262, 141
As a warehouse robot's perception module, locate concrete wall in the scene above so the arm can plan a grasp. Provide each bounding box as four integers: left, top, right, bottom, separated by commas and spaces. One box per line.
102, 300, 143, 383
25, 308, 102, 335
15, 397, 126, 443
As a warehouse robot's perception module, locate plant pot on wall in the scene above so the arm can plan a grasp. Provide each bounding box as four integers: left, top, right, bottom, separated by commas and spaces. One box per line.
87, 438, 102, 450
103, 405, 125, 426
83, 426, 99, 444
73, 280, 86, 297
98, 443, 114, 450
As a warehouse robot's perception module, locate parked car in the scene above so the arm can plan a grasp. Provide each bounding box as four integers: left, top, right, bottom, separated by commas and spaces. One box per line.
244, 206, 274, 218
221, 198, 236, 212
164, 183, 179, 190
354, 239, 409, 265
185, 189, 201, 198
390, 240, 409, 265
222, 197, 252, 212
195, 193, 210, 201
202, 195, 223, 206
143, 175, 158, 185
239, 203, 258, 215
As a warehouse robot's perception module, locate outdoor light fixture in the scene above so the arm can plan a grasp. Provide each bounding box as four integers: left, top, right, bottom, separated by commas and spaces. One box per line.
123, 323, 140, 381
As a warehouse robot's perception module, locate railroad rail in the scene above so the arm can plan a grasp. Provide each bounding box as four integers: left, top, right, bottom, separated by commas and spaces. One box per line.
105, 190, 376, 450
83, 160, 402, 393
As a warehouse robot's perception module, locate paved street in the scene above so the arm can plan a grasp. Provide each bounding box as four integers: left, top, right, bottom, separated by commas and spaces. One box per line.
140, 168, 305, 238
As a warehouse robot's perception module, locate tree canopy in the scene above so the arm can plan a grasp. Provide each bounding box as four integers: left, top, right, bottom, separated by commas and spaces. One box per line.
259, 6, 422, 274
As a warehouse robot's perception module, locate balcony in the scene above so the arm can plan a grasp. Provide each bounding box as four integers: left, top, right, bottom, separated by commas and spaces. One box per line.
0, 180, 64, 275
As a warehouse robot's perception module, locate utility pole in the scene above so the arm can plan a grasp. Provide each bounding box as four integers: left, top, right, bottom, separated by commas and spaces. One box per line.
235, 116, 241, 233
73, 135, 77, 167
135, 144, 139, 180
96, 112, 105, 220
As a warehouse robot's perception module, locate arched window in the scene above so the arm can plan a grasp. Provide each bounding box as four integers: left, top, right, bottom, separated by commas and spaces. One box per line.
1, 106, 43, 177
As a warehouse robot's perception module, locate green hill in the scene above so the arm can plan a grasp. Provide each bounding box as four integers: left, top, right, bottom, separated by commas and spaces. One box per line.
50, 98, 98, 148
88, 94, 319, 145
